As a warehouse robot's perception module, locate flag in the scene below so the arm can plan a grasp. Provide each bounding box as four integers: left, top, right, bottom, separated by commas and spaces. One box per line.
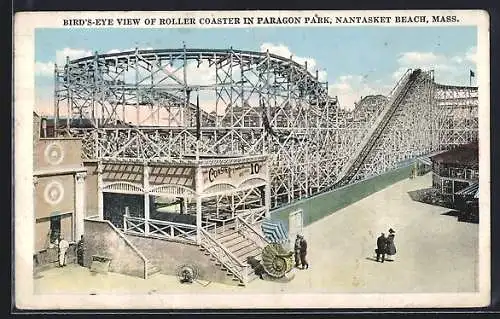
470, 70, 475, 77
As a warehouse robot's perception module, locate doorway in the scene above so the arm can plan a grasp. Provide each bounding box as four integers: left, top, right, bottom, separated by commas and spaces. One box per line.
288, 210, 303, 242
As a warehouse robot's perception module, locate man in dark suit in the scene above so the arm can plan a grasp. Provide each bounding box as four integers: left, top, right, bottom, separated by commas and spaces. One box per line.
299, 235, 309, 269
376, 233, 388, 263
294, 235, 302, 268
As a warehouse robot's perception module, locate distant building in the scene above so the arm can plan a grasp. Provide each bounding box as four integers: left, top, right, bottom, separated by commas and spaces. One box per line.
430, 142, 479, 201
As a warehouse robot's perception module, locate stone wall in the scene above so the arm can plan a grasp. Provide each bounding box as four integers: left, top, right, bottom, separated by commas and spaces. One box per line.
126, 234, 239, 286
83, 219, 146, 278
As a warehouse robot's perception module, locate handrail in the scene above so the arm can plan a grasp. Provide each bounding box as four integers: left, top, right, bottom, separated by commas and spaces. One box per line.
199, 228, 248, 284
199, 229, 246, 267
84, 218, 149, 279
240, 207, 267, 224
388, 69, 412, 98
206, 215, 239, 233
236, 215, 268, 246
201, 220, 217, 233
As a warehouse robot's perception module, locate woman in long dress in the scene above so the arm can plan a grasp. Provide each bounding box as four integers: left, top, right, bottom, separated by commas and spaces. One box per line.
386, 228, 397, 261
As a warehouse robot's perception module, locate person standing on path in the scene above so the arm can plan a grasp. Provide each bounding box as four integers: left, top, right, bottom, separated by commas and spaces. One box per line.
299, 235, 309, 269
76, 235, 85, 266
376, 233, 388, 263
386, 228, 397, 261
294, 234, 302, 268
58, 235, 69, 267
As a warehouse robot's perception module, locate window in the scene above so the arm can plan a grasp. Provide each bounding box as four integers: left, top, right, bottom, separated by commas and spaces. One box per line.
49, 215, 61, 245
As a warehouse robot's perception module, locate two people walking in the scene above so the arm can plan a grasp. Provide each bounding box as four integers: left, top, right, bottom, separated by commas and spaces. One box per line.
375, 228, 397, 263
294, 234, 309, 269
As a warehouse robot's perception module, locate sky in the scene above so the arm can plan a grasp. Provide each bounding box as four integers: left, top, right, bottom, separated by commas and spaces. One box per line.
34, 26, 477, 115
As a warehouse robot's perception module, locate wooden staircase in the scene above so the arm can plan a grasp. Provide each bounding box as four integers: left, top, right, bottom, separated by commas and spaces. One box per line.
199, 217, 268, 286
216, 227, 261, 283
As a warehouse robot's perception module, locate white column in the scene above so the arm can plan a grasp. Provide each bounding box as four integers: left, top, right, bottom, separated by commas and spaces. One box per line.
144, 165, 150, 235
75, 172, 87, 240
97, 162, 104, 220
195, 165, 203, 244
182, 198, 187, 214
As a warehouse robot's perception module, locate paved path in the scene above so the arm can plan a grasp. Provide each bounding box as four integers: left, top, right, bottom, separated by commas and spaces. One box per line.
34, 173, 478, 295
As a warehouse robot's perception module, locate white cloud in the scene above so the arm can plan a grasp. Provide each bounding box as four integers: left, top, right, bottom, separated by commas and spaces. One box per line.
260, 43, 325, 80
391, 46, 477, 85
465, 46, 477, 64
397, 52, 441, 65
325, 45, 478, 111
329, 75, 389, 110
55, 48, 93, 65
35, 47, 92, 77
35, 61, 54, 77
106, 47, 154, 55
317, 70, 327, 82
36, 47, 156, 78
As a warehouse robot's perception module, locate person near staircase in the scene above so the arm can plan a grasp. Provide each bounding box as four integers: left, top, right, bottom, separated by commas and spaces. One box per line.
76, 235, 85, 266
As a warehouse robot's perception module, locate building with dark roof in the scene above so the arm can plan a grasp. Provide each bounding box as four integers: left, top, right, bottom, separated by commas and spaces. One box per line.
430, 141, 479, 200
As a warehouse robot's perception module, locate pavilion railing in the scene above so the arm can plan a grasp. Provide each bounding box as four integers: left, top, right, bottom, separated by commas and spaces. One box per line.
236, 215, 268, 249
205, 207, 266, 235
123, 215, 197, 243
238, 207, 267, 225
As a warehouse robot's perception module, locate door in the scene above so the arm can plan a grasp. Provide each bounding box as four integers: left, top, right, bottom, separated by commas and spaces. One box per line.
288, 210, 303, 243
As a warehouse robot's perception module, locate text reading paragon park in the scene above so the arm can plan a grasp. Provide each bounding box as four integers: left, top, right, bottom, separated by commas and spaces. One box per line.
63, 14, 460, 27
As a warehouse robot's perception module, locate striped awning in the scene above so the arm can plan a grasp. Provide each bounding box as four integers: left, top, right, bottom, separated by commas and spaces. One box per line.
261, 219, 288, 244
456, 182, 479, 198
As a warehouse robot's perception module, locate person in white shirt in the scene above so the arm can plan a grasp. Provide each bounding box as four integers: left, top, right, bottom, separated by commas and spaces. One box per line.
58, 235, 70, 267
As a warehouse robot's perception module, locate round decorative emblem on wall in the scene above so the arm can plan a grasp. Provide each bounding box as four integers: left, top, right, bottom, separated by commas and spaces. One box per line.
44, 142, 64, 165
44, 181, 64, 205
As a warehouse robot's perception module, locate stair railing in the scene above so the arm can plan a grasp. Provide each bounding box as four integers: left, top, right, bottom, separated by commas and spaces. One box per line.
199, 228, 250, 285
236, 215, 269, 249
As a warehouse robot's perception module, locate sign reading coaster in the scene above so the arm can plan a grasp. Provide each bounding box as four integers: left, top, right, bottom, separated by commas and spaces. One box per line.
207, 162, 262, 183
202, 159, 267, 191
44, 142, 65, 165
44, 180, 64, 205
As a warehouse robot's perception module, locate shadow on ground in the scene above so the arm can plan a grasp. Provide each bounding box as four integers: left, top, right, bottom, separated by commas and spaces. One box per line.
408, 190, 478, 224
408, 188, 454, 209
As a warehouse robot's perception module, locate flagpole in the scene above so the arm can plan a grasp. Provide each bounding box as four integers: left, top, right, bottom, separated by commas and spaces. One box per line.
196, 91, 200, 161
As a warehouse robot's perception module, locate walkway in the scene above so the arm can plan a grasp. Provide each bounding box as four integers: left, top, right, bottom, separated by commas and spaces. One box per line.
34, 173, 479, 295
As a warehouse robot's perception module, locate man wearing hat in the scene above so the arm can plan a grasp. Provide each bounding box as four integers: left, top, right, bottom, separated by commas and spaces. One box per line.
376, 232, 388, 263
294, 234, 302, 268
299, 235, 309, 269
